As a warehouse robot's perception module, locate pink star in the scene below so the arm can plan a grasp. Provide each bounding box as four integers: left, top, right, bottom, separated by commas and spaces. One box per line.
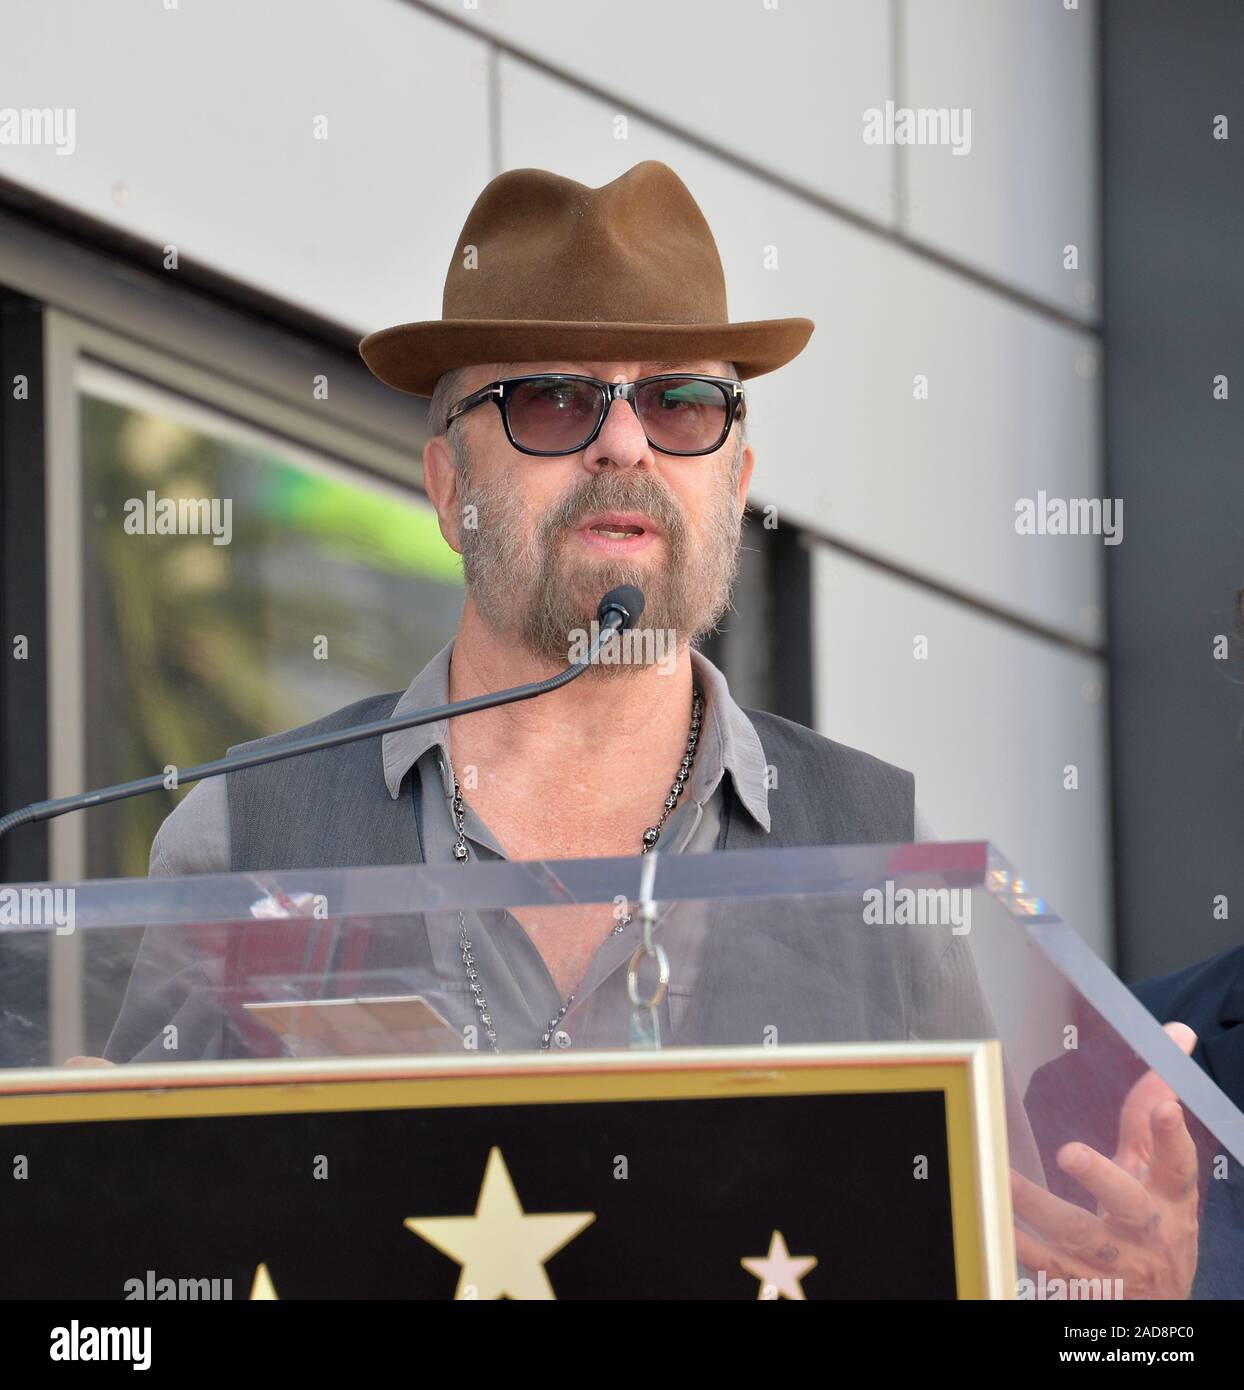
741, 1230, 818, 1300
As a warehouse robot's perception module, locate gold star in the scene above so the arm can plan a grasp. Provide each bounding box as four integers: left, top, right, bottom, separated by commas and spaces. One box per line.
250, 1262, 278, 1300
405, 1147, 595, 1299
741, 1230, 818, 1300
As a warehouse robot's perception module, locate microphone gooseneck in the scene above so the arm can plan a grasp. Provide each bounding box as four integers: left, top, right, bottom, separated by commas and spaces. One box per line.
0, 588, 649, 845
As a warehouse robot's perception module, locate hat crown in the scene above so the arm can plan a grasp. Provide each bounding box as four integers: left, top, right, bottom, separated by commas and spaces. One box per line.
442, 161, 729, 327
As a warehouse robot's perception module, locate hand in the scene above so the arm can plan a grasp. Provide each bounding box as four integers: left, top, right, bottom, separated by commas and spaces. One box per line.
1011, 1022, 1200, 1299
62, 1055, 117, 1068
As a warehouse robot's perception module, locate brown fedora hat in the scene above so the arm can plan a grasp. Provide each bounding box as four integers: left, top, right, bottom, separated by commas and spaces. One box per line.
359, 160, 814, 398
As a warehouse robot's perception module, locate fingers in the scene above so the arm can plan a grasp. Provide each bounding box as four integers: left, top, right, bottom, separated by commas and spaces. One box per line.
1115, 1022, 1199, 1164
1014, 1224, 1121, 1289
1011, 1169, 1128, 1267
1163, 1021, 1197, 1056
1147, 1099, 1199, 1203
1055, 1143, 1155, 1232
1011, 1022, 1202, 1302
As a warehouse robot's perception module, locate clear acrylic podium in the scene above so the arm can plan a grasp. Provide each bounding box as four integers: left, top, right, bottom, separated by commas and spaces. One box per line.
1, 841, 1241, 1300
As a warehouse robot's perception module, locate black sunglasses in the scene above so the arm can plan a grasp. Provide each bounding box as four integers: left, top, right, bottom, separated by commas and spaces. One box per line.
445, 373, 746, 458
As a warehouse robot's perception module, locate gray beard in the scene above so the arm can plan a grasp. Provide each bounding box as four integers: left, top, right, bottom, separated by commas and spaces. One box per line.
456, 446, 743, 673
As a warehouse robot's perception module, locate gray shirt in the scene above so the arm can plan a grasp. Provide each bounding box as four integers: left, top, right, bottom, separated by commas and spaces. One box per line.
154, 642, 768, 874
149, 640, 934, 876
114, 644, 942, 1062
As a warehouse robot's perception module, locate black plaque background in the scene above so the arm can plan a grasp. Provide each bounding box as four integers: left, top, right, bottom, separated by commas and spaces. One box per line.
1, 1089, 957, 1299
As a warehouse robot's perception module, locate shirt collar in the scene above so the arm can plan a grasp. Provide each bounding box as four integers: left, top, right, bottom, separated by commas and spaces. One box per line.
381, 638, 457, 800
380, 639, 771, 833
686, 647, 772, 831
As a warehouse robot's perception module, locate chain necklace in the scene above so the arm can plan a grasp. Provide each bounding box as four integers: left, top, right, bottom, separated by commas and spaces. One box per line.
451, 686, 703, 1053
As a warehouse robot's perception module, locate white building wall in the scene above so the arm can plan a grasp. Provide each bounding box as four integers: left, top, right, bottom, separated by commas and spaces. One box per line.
0, 0, 1110, 954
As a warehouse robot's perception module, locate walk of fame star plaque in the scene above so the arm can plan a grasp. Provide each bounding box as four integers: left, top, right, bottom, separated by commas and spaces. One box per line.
0, 1041, 1014, 1298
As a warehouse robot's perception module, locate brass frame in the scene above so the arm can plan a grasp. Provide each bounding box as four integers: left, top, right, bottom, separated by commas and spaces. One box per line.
0, 1039, 1016, 1299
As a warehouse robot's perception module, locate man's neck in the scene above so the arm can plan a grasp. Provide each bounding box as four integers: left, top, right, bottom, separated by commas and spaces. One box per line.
443, 599, 699, 847
447, 598, 695, 751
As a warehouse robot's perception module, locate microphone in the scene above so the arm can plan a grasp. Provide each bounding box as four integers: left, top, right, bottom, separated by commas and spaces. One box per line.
0, 587, 647, 845
597, 584, 644, 632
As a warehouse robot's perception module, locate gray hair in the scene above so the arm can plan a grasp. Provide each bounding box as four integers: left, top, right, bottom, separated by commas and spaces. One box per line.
426, 366, 471, 440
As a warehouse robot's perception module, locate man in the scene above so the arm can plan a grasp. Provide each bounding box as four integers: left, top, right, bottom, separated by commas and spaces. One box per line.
112, 160, 920, 1055
104, 161, 1208, 1298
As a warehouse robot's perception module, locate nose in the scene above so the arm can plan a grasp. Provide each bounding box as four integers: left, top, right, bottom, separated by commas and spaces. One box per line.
582, 394, 655, 472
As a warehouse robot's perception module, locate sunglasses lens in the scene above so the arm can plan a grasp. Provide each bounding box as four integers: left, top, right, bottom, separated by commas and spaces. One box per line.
505, 377, 604, 453
635, 377, 731, 454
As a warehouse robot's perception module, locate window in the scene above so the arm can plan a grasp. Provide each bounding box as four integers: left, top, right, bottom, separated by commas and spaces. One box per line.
76, 363, 463, 879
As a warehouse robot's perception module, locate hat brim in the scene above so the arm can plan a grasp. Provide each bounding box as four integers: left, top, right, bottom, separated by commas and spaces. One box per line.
358, 317, 814, 398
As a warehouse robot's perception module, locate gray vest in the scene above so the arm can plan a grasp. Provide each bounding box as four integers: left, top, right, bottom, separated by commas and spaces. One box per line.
225, 692, 914, 870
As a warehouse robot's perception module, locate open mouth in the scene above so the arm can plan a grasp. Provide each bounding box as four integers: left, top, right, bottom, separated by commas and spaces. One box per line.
579, 511, 659, 538
588, 522, 645, 539
573, 512, 662, 554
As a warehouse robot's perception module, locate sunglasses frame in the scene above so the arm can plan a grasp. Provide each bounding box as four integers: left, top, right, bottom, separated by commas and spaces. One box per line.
445, 372, 747, 457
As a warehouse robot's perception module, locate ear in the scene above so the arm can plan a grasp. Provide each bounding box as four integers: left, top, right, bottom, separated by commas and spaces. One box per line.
736, 442, 756, 513
423, 433, 465, 554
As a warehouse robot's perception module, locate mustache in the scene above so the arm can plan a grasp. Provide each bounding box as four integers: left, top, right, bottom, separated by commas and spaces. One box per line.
535, 473, 687, 545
